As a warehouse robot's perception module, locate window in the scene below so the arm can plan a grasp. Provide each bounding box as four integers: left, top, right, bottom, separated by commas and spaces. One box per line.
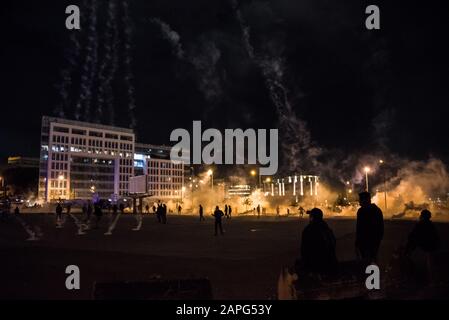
53, 126, 69, 133
89, 131, 103, 138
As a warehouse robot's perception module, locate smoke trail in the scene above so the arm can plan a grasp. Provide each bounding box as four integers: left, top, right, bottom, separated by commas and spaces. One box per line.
14, 216, 42, 241
122, 0, 137, 130
150, 18, 223, 114
69, 213, 87, 235
84, 0, 99, 122
56, 20, 82, 118
75, 0, 98, 121
96, 0, 119, 124
150, 18, 185, 59
132, 213, 143, 231
104, 212, 121, 235
230, 0, 320, 173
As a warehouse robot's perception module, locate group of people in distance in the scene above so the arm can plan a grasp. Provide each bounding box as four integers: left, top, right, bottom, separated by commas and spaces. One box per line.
299, 191, 440, 283
55, 201, 126, 229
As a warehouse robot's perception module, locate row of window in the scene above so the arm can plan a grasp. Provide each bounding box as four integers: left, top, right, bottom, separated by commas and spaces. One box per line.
148, 161, 184, 169
148, 183, 183, 190
148, 169, 183, 176
147, 176, 183, 183
53, 126, 133, 142
51, 162, 68, 171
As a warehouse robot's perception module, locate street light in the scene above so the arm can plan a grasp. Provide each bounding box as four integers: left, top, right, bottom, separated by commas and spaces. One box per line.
207, 169, 213, 191
364, 166, 370, 192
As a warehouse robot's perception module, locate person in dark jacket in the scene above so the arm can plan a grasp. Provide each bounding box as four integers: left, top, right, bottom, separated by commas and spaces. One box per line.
300, 208, 337, 275
56, 203, 63, 223
355, 192, 384, 263
199, 204, 205, 221
406, 210, 440, 255
212, 206, 224, 236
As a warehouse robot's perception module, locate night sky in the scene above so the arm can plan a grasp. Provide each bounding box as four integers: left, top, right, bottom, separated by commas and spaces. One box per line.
1, 0, 448, 169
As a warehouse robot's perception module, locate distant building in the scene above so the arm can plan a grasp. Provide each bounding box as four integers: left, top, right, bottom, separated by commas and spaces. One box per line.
134, 143, 186, 201
38, 116, 135, 201
227, 184, 252, 198
7, 156, 40, 169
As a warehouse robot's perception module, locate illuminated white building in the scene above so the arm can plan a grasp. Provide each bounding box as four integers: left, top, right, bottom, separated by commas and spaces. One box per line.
38, 116, 135, 201
265, 175, 319, 199
134, 143, 186, 200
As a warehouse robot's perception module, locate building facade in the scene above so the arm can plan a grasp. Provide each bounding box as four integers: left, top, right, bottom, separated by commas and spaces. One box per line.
134, 143, 185, 200
38, 116, 135, 202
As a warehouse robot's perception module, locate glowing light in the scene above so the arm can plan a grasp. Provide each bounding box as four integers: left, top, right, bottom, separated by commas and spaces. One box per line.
379, 159, 384, 164
58, 175, 64, 181
265, 177, 271, 183
364, 166, 371, 173
207, 169, 213, 176
250, 170, 256, 176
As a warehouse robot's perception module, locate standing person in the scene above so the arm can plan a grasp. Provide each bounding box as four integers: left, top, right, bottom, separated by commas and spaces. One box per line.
299, 206, 305, 218
56, 202, 63, 224
228, 205, 232, 219
276, 205, 280, 218
355, 192, 384, 264
86, 202, 93, 222
224, 205, 229, 218
405, 210, 440, 284
156, 203, 162, 223
119, 203, 125, 214
257, 204, 261, 218
82, 203, 87, 220
287, 208, 290, 216
14, 206, 20, 215
199, 204, 205, 221
300, 208, 337, 275
145, 204, 150, 214
212, 206, 224, 236
162, 203, 167, 224
94, 204, 103, 229
178, 205, 182, 215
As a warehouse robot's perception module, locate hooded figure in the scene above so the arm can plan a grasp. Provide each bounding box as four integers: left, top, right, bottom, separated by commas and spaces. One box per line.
300, 208, 337, 275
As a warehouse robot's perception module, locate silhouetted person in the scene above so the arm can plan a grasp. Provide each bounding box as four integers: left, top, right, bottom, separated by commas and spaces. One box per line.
406, 210, 440, 284
94, 204, 102, 229
276, 205, 280, 217
119, 203, 125, 214
228, 205, 232, 219
287, 208, 290, 216
14, 206, 20, 215
156, 203, 162, 223
56, 203, 63, 222
162, 204, 167, 224
213, 206, 224, 236
86, 202, 93, 222
257, 204, 261, 218
299, 206, 305, 218
199, 204, 205, 221
406, 210, 440, 255
177, 205, 182, 215
300, 208, 337, 275
145, 204, 150, 214
82, 203, 87, 218
224, 204, 229, 218
355, 192, 384, 263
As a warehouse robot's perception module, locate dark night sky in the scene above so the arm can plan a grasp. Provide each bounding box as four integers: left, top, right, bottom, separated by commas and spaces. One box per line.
1, 0, 448, 167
